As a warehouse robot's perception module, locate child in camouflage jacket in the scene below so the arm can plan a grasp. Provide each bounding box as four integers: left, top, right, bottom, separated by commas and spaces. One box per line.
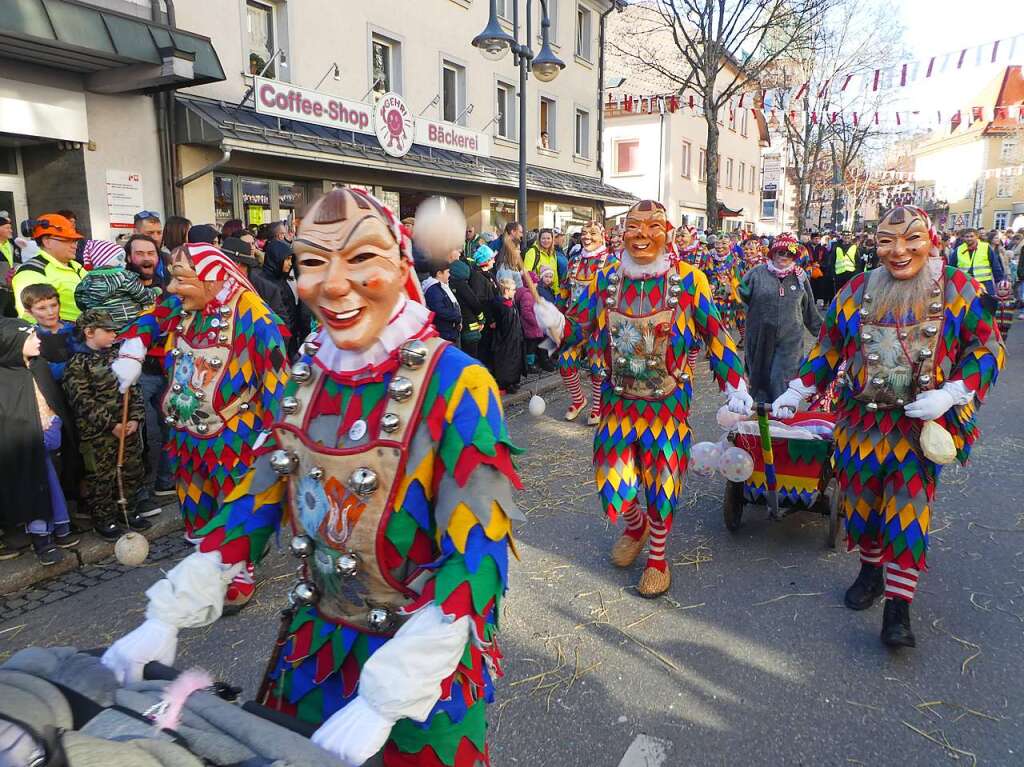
74, 240, 160, 330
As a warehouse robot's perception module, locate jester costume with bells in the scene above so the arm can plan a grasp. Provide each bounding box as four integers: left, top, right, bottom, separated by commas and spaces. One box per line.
705, 239, 745, 343
560, 220, 612, 425
113, 243, 289, 610
104, 188, 521, 767
670, 225, 708, 375
557, 200, 751, 597
773, 206, 1004, 648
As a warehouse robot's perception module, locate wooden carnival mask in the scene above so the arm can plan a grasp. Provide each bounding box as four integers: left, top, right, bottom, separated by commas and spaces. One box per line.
876, 207, 936, 281
167, 247, 224, 312
580, 220, 605, 253
294, 189, 410, 352
622, 201, 669, 265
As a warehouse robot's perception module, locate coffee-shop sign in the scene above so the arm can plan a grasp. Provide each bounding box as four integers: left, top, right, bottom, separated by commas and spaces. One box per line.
254, 76, 490, 159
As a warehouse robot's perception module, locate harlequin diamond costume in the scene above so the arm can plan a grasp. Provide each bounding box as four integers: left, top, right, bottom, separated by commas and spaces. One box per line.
560, 220, 611, 426
705, 240, 745, 343
552, 200, 751, 598
773, 206, 1004, 648
104, 189, 521, 767
671, 226, 709, 374
113, 243, 289, 610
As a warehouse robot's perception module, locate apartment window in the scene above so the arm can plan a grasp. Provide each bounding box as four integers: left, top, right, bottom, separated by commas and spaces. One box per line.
698, 148, 707, 181
1001, 139, 1018, 161
574, 108, 591, 158
575, 4, 593, 60
728, 109, 737, 131
540, 97, 557, 150
750, 165, 756, 192
724, 158, 733, 188
740, 109, 749, 137
441, 59, 467, 124
681, 140, 691, 178
614, 139, 640, 175
496, 81, 516, 140
997, 177, 1014, 198
738, 162, 746, 192
994, 210, 1010, 229
371, 32, 402, 95
495, 0, 510, 19
246, 1, 277, 77
538, 0, 559, 44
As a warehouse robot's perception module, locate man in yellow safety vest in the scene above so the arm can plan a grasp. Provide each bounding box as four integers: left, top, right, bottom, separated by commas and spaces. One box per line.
828, 229, 860, 295
949, 228, 1005, 296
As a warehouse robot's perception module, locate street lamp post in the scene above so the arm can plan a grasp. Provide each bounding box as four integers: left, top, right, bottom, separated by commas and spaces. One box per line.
473, 0, 564, 228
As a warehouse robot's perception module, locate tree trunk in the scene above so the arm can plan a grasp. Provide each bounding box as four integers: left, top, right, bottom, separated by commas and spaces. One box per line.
705, 105, 719, 230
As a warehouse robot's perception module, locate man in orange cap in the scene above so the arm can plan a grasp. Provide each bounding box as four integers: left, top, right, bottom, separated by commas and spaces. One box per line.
13, 214, 86, 322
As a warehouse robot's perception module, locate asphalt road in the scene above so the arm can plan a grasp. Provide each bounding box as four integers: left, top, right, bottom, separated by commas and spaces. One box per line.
3, 332, 1023, 766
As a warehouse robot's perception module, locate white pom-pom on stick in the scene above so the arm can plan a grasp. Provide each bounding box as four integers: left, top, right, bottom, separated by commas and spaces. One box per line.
115, 531, 150, 566
413, 196, 466, 270
528, 394, 546, 417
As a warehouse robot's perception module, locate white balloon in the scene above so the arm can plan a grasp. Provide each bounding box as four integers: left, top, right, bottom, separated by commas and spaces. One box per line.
716, 405, 745, 430
689, 441, 722, 477
528, 394, 546, 417
719, 446, 755, 483
114, 532, 150, 566
413, 196, 467, 269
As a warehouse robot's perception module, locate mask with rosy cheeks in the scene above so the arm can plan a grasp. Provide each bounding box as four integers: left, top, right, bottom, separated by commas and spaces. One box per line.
674, 228, 692, 251
876, 207, 935, 281
622, 202, 669, 264
167, 254, 223, 312
580, 221, 605, 252
295, 202, 408, 352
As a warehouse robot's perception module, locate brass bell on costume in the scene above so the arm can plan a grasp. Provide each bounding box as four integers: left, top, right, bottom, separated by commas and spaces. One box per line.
399, 339, 429, 369
164, 414, 176, 425
604, 296, 617, 308
308, 466, 324, 481
668, 284, 682, 297
209, 357, 223, 369
290, 534, 314, 558
367, 607, 393, 632
290, 362, 312, 384
196, 423, 209, 435
172, 383, 183, 393
918, 348, 933, 361
380, 412, 401, 433
923, 325, 938, 337
281, 396, 299, 415
388, 376, 414, 402
666, 296, 679, 308
270, 449, 298, 475
289, 580, 318, 606
334, 552, 360, 578
918, 374, 932, 386
607, 272, 620, 285
347, 467, 379, 497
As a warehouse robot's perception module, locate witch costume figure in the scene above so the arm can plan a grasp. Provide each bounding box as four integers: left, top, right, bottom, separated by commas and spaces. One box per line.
773, 206, 1004, 648
559, 220, 611, 425
739, 234, 822, 403
111, 243, 290, 611
549, 199, 751, 598
103, 188, 521, 767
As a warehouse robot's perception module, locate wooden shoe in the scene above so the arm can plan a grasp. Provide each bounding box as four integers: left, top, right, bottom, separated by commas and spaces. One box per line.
637, 565, 671, 598
564, 401, 586, 421
610, 524, 649, 568
587, 411, 601, 426
223, 563, 256, 615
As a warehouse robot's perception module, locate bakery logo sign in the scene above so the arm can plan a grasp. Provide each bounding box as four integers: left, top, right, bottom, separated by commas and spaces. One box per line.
374, 92, 414, 158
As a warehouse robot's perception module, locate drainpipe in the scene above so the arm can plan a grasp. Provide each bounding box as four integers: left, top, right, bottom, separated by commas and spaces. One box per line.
153, 0, 180, 215
596, 1, 624, 181
175, 147, 232, 188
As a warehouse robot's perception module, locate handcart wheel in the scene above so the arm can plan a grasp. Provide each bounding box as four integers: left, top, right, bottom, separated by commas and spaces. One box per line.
825, 480, 842, 549
723, 480, 744, 532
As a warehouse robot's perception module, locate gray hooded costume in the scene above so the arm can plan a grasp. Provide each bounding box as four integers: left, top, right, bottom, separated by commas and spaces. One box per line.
739, 263, 823, 403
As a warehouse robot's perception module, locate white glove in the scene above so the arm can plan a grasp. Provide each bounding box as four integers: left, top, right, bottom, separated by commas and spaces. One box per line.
725, 380, 753, 415
772, 379, 817, 419
311, 604, 470, 765
533, 297, 565, 347
904, 382, 972, 420
113, 337, 147, 393
101, 551, 241, 684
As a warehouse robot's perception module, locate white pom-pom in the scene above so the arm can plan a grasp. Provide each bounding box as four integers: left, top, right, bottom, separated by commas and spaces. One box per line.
413, 196, 466, 269
115, 532, 150, 566
689, 441, 722, 477
528, 394, 546, 417
716, 405, 745, 430
719, 447, 755, 482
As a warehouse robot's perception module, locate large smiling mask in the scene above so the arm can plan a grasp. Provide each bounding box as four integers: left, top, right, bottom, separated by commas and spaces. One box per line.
294, 189, 415, 352
580, 220, 605, 253
622, 200, 670, 265
875, 206, 939, 281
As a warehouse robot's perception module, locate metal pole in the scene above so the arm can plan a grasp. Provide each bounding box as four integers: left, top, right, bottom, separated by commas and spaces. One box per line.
517, 0, 529, 226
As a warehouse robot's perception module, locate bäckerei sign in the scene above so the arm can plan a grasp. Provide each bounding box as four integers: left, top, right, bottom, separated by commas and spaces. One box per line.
254, 77, 490, 158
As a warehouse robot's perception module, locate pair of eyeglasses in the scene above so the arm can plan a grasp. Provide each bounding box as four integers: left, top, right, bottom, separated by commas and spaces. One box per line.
134, 210, 161, 221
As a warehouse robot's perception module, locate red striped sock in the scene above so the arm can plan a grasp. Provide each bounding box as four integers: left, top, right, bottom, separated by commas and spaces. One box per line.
686, 348, 699, 374
561, 368, 585, 407
621, 504, 647, 540
884, 562, 920, 603
589, 376, 603, 416
860, 540, 883, 566
645, 518, 668, 571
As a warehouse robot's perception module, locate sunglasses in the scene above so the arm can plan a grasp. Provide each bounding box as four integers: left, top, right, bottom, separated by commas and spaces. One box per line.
134, 210, 161, 221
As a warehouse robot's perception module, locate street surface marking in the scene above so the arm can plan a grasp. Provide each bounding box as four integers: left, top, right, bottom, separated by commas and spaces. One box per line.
617, 734, 671, 767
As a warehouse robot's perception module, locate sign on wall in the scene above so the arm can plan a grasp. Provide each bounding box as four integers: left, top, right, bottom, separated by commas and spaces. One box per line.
106, 170, 144, 230
254, 76, 374, 135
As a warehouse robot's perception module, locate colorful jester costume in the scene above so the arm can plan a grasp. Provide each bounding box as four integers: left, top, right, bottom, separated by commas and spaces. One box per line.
559, 238, 611, 424
795, 263, 1003, 600
705, 252, 744, 339
562, 249, 746, 595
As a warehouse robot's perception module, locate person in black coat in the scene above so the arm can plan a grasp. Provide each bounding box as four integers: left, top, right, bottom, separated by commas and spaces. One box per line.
422, 265, 462, 344
0, 319, 81, 564
249, 239, 299, 354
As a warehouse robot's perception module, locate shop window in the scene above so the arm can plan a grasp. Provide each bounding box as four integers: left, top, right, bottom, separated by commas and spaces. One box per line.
278, 182, 303, 221
698, 148, 706, 182
681, 141, 691, 178
490, 197, 517, 230
242, 179, 272, 228
496, 81, 516, 140
738, 162, 745, 192
574, 108, 590, 158
540, 97, 557, 150
575, 4, 593, 61
0, 147, 17, 176
246, 1, 279, 77
441, 59, 467, 125
613, 139, 640, 175
371, 32, 402, 95
214, 175, 236, 226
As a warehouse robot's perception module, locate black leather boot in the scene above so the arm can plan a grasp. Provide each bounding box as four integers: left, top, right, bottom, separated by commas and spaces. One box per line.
881, 598, 916, 648
844, 563, 884, 610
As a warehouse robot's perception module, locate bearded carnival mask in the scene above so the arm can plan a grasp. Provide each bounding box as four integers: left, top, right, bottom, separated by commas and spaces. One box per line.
876, 206, 940, 281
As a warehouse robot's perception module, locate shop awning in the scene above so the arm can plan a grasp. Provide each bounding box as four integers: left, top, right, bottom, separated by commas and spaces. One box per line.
175, 95, 637, 206
0, 0, 224, 93
717, 202, 744, 219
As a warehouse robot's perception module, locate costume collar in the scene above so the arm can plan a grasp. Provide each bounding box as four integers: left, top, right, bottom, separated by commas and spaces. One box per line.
313, 297, 433, 376
619, 250, 670, 278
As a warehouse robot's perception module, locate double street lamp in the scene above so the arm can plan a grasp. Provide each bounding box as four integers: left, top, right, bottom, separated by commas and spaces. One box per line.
472, 0, 565, 229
